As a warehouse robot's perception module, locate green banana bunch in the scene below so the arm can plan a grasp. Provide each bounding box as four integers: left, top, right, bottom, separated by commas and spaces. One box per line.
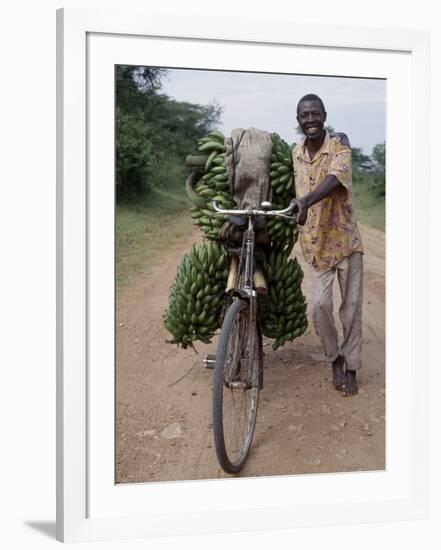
265, 216, 299, 257
261, 249, 308, 350
267, 133, 298, 255
164, 241, 228, 348
185, 130, 232, 240
270, 133, 295, 197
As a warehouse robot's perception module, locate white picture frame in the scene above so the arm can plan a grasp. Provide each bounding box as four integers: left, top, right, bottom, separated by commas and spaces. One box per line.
56, 7, 430, 543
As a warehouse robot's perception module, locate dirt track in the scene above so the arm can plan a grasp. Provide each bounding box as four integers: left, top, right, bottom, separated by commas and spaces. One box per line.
116, 224, 385, 482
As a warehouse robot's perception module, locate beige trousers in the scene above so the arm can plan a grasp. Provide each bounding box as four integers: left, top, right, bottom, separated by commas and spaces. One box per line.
308, 252, 363, 371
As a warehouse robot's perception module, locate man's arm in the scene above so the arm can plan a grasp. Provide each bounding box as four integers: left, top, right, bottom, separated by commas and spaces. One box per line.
294, 175, 342, 225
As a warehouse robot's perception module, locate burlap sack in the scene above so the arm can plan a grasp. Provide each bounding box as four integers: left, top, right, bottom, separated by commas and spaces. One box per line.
219, 127, 272, 245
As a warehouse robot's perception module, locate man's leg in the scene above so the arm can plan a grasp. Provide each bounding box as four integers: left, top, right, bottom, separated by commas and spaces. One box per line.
336, 252, 364, 396
309, 265, 344, 389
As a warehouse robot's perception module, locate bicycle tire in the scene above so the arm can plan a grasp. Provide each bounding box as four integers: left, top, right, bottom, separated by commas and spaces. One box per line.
212, 297, 262, 473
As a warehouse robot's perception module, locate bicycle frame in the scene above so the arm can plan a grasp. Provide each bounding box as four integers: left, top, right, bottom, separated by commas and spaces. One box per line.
212, 199, 297, 389
210, 199, 297, 472
238, 217, 259, 388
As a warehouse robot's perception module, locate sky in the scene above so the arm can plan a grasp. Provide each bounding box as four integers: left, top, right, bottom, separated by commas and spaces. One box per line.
160, 68, 386, 156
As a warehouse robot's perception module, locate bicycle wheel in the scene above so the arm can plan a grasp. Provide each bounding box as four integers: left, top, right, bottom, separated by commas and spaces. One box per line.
212, 297, 262, 473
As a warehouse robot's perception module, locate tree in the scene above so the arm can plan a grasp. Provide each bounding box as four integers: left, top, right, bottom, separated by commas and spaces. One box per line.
352, 147, 372, 173
115, 107, 155, 196
116, 65, 165, 113
372, 142, 385, 174
115, 66, 222, 201
371, 142, 385, 196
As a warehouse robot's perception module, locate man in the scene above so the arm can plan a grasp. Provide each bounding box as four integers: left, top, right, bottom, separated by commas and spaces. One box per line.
292, 94, 364, 396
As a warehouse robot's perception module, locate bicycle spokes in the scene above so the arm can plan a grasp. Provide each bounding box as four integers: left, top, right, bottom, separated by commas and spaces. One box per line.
224, 312, 253, 389
213, 299, 261, 473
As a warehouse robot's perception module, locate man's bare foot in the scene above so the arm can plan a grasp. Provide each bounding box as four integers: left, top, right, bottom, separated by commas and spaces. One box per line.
332, 355, 345, 390
341, 369, 358, 396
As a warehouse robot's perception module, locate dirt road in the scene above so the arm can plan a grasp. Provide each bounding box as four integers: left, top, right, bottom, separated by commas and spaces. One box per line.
116, 224, 385, 482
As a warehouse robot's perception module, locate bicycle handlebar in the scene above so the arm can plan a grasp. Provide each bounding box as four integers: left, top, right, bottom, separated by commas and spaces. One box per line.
211, 200, 298, 219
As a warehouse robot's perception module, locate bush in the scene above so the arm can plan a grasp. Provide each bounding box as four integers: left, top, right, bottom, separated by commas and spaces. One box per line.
116, 108, 155, 200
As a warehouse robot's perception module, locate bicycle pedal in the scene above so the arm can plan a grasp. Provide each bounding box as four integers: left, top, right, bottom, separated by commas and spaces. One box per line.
203, 354, 216, 369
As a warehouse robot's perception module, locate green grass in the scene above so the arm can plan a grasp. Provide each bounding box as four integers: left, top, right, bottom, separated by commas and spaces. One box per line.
352, 181, 385, 232
116, 185, 194, 289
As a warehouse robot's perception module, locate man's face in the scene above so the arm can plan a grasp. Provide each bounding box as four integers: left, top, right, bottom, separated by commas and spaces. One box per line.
296, 99, 327, 141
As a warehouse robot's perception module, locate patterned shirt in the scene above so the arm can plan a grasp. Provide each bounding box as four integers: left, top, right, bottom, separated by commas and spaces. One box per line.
292, 131, 363, 272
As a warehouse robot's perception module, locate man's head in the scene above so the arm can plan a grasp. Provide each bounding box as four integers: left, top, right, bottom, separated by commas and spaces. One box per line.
296, 94, 327, 141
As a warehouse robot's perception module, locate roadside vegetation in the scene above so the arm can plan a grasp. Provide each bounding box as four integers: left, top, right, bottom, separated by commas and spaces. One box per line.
352, 142, 385, 232
115, 66, 222, 288
116, 188, 193, 287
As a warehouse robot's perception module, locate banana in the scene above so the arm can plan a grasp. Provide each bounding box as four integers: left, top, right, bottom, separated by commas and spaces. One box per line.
277, 165, 290, 174
164, 242, 228, 348
210, 165, 227, 174
205, 150, 218, 172
198, 141, 226, 153
207, 130, 225, 142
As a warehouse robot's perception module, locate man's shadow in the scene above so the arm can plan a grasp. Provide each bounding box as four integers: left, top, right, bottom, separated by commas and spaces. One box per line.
24, 521, 56, 539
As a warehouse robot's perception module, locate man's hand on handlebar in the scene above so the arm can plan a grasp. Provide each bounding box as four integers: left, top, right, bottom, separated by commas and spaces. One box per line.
292, 197, 308, 226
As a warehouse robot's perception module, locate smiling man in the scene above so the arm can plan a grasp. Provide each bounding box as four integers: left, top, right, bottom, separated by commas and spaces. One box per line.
292, 94, 364, 396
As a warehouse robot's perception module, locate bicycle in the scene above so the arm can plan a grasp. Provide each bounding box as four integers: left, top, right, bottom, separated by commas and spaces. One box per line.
210, 198, 297, 474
